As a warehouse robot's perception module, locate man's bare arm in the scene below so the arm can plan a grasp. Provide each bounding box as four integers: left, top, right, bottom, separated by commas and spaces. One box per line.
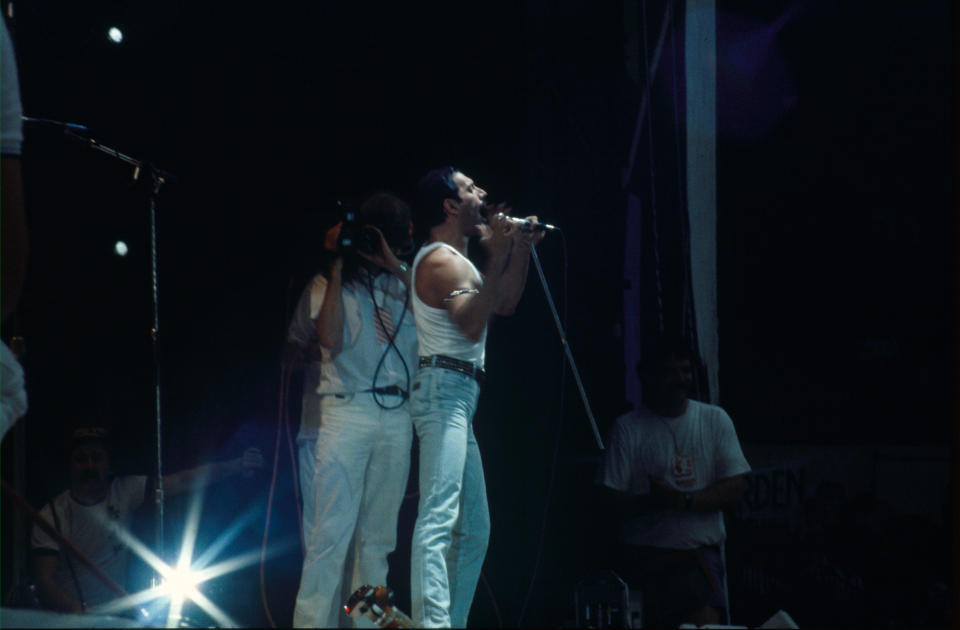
417, 248, 509, 342
686, 475, 746, 512
605, 474, 746, 518
494, 241, 530, 315
162, 448, 264, 495
314, 258, 345, 356
493, 216, 545, 316
414, 215, 514, 341
447, 263, 508, 341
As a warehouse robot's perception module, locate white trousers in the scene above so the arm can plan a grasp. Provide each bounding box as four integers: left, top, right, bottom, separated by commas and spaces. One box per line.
293, 395, 412, 628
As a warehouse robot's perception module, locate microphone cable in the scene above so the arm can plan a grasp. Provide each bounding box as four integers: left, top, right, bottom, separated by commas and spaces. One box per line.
365, 270, 412, 411
516, 228, 569, 626
259, 277, 309, 627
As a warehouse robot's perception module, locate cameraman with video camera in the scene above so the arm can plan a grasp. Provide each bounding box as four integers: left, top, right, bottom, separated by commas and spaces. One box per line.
288, 192, 418, 628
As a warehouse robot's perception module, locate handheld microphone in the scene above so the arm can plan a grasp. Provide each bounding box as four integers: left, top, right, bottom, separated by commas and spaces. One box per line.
502, 215, 558, 232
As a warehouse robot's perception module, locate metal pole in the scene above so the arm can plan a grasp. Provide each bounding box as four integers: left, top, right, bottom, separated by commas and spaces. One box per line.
528, 244, 604, 450
21, 117, 176, 580
149, 173, 165, 565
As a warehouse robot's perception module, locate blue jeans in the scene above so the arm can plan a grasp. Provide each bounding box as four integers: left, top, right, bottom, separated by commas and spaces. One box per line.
410, 367, 490, 628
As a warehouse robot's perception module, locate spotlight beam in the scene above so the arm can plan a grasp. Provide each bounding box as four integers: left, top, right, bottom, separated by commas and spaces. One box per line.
192, 504, 261, 570
193, 539, 297, 584
188, 588, 239, 628
177, 483, 206, 572
88, 584, 167, 616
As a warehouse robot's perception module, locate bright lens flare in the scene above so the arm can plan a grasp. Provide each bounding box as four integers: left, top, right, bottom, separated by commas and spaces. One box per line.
86, 482, 297, 627
163, 566, 201, 601
108, 27, 123, 43
163, 564, 203, 627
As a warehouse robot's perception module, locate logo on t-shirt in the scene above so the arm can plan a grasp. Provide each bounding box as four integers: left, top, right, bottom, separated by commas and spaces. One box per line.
673, 453, 696, 488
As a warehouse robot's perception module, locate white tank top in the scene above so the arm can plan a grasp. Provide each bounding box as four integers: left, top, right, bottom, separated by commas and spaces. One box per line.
411, 242, 486, 367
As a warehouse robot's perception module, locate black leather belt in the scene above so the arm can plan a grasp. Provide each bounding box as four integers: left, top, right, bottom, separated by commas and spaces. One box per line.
419, 355, 486, 385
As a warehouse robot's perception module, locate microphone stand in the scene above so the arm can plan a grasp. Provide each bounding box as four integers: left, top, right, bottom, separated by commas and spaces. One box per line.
28, 116, 177, 580
528, 243, 604, 450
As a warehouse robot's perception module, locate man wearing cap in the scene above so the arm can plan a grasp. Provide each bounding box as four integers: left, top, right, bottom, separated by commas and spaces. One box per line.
408, 167, 544, 627
30, 427, 264, 613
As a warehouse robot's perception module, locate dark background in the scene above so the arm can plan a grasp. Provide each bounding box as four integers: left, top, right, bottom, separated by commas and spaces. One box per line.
1, 0, 954, 627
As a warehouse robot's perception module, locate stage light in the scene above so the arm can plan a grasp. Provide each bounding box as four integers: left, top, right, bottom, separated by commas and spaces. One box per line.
162, 566, 202, 602
114, 240, 128, 256
161, 564, 203, 627
108, 27, 123, 44
88, 484, 297, 628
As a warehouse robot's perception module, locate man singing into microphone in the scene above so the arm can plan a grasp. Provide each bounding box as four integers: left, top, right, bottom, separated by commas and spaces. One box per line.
409, 167, 544, 627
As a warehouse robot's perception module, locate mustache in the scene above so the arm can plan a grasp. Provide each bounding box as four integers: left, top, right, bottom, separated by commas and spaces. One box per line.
78, 470, 103, 481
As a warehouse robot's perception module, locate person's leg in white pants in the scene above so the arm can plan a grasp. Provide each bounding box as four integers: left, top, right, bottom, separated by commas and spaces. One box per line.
293, 400, 380, 627
349, 406, 413, 620
296, 434, 359, 628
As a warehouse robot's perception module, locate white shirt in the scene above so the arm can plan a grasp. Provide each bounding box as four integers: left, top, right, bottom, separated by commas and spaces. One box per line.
31, 476, 147, 607
598, 400, 751, 549
287, 269, 418, 437
410, 242, 486, 367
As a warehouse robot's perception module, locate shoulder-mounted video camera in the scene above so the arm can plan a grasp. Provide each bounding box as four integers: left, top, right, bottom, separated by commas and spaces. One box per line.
337, 206, 381, 256
337, 201, 380, 255
335, 199, 414, 258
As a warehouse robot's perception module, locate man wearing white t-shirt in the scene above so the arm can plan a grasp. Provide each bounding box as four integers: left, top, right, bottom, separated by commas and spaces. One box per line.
599, 337, 751, 627
30, 427, 264, 613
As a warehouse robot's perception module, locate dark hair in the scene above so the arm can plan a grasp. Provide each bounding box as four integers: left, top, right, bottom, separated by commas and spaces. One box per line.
415, 166, 459, 236
637, 335, 698, 377
358, 191, 412, 245
341, 191, 412, 285
67, 426, 112, 461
